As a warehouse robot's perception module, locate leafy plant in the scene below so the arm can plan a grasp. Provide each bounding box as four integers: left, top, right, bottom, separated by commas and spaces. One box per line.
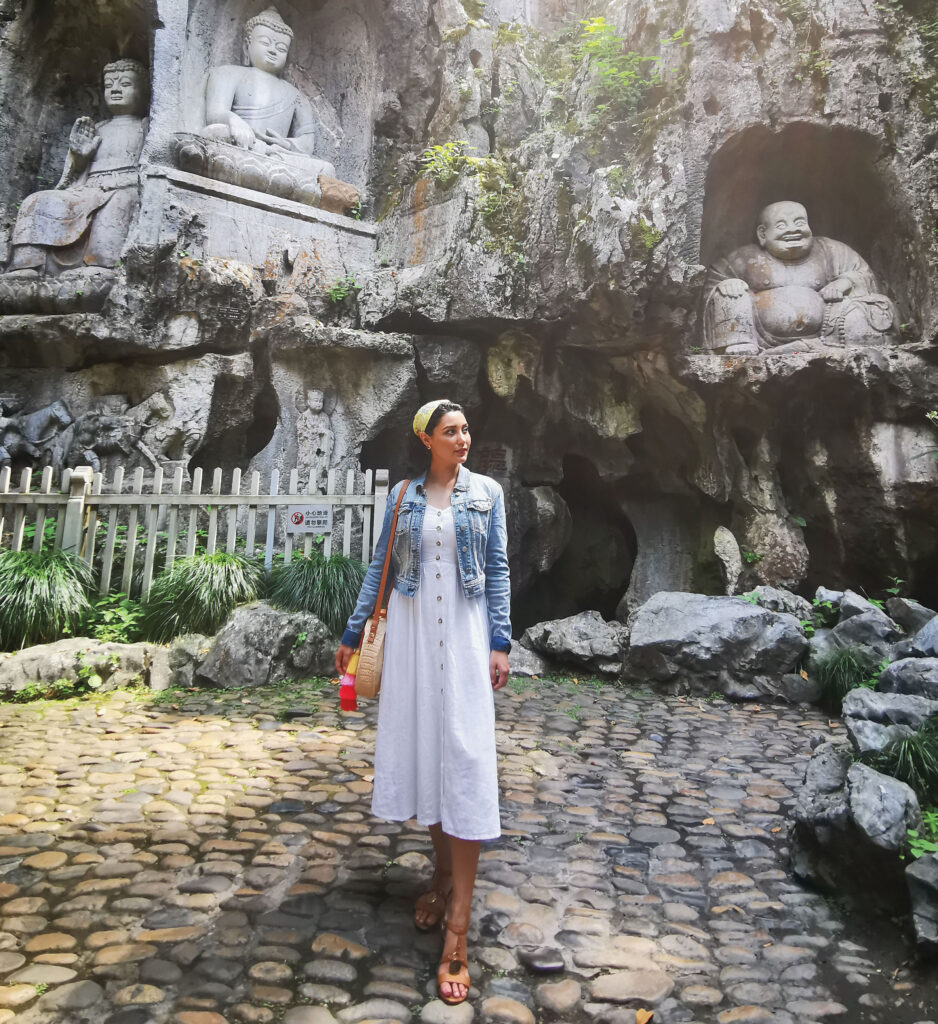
141, 552, 263, 642
267, 552, 367, 636
813, 645, 879, 713
325, 275, 360, 304
420, 141, 470, 188
2, 652, 121, 704
741, 549, 763, 565
885, 576, 906, 597
811, 597, 837, 628
868, 721, 938, 805
79, 593, 145, 644
907, 807, 938, 859
576, 17, 661, 117
0, 549, 94, 650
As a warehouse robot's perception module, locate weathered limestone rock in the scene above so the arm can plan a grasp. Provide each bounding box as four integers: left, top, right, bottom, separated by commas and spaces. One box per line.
749, 585, 813, 622
842, 688, 938, 755
885, 597, 937, 635
195, 602, 333, 689
911, 618, 938, 658
878, 658, 938, 700
167, 634, 211, 689
626, 592, 806, 696
0, 640, 169, 696
906, 854, 938, 958
522, 611, 627, 676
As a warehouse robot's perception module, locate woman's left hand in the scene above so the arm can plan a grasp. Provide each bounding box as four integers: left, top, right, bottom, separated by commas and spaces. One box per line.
490, 650, 509, 691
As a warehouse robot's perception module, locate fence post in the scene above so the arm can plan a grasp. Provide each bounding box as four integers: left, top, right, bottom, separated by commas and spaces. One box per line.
61, 467, 93, 556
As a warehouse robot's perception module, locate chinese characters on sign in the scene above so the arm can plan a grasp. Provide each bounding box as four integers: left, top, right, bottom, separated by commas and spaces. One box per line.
286, 504, 333, 534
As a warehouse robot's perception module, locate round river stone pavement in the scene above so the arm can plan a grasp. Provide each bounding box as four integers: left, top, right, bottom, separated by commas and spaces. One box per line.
0, 678, 936, 1024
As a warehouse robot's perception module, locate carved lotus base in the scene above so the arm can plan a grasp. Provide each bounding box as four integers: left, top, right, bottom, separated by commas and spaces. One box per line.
172, 133, 360, 216
0, 267, 115, 314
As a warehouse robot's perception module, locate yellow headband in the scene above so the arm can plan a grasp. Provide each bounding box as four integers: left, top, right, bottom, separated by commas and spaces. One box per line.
413, 399, 448, 437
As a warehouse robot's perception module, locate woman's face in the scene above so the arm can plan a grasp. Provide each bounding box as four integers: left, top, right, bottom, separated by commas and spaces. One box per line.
423, 411, 470, 467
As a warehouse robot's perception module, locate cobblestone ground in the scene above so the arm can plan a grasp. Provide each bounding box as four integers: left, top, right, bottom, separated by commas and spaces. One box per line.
0, 677, 936, 1024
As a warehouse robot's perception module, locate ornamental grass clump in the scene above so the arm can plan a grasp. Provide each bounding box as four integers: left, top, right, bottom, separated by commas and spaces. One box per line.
814, 645, 878, 714
868, 720, 938, 806
0, 549, 94, 650
141, 552, 264, 642
267, 551, 367, 636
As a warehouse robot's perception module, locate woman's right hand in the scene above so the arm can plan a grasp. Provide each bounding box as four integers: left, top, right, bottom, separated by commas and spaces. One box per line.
335, 644, 356, 676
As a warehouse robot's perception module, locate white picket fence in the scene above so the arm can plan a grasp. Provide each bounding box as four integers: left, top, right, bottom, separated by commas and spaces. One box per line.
0, 464, 389, 599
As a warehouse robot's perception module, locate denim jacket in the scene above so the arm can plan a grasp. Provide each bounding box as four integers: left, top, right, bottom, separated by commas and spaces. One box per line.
342, 465, 511, 653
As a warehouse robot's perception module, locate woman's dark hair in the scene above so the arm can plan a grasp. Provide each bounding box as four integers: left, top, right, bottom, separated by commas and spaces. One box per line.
407, 400, 465, 464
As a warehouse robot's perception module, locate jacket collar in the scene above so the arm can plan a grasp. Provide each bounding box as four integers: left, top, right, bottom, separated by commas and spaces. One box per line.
413, 464, 470, 495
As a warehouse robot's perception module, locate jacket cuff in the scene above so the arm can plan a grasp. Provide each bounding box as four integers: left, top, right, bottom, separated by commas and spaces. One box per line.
341, 628, 361, 649
491, 636, 512, 653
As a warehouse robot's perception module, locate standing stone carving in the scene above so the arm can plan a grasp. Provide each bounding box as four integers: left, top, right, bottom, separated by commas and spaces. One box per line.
701, 201, 897, 355
295, 388, 335, 492
0, 400, 73, 468
173, 7, 359, 214
0, 59, 148, 313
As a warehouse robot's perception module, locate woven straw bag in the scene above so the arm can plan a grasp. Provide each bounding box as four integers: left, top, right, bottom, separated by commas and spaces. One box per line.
354, 481, 409, 699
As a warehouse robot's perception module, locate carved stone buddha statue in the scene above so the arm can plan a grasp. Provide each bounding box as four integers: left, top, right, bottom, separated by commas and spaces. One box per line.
174, 6, 359, 214
0, 59, 148, 313
700, 201, 897, 355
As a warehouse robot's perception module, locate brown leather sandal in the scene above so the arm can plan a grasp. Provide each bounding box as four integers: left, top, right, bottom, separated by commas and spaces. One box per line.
437, 917, 471, 1006
414, 873, 451, 932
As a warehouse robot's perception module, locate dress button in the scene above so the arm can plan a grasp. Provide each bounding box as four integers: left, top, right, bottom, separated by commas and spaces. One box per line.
436, 541, 441, 547
439, 640, 444, 647
438, 618, 443, 624
436, 526, 442, 532
462, 545, 467, 551
437, 596, 442, 602
435, 555, 440, 560
436, 573, 441, 579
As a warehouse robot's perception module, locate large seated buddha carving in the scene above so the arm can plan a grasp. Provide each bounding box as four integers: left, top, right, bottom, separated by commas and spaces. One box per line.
701, 201, 898, 355
0, 59, 148, 313
173, 7, 359, 215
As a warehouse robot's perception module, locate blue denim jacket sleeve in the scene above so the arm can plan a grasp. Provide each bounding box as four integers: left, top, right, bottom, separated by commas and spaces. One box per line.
484, 483, 512, 652
341, 482, 401, 648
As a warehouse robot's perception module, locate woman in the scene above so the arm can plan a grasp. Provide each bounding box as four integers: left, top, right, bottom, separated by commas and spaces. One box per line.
335, 399, 511, 1005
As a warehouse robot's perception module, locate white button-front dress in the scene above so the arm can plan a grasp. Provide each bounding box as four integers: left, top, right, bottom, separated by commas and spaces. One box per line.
371, 503, 501, 840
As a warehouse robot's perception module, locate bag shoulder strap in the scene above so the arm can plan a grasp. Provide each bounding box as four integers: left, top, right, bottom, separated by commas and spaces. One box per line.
367, 479, 410, 641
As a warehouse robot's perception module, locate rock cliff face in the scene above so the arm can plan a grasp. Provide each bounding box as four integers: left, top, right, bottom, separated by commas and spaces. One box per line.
0, 0, 936, 624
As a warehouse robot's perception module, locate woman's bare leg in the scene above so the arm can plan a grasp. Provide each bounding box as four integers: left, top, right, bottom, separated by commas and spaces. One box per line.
439, 835, 480, 1001
415, 822, 453, 929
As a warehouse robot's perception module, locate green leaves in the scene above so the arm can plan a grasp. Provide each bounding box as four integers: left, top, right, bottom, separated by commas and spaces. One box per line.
267, 552, 367, 637
0, 549, 94, 651
577, 17, 660, 118
141, 552, 264, 643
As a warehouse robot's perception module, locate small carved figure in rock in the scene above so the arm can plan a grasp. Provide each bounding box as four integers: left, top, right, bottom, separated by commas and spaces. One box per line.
0, 400, 73, 468
174, 7, 359, 213
701, 201, 897, 355
0, 60, 148, 313
295, 387, 335, 492
65, 408, 158, 475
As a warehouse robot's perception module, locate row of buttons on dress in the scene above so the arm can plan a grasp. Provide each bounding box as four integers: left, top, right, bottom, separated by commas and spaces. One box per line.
436, 509, 444, 671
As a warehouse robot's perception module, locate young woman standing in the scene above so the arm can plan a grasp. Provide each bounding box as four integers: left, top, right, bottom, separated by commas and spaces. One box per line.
336, 399, 511, 1005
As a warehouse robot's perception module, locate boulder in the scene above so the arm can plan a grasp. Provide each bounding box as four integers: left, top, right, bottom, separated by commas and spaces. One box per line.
906, 854, 938, 958
808, 607, 903, 664
842, 688, 938, 754
0, 638, 169, 695
750, 585, 813, 622
792, 744, 920, 908
168, 634, 211, 689
886, 597, 938, 635
626, 592, 807, 696
879, 658, 938, 700
195, 602, 334, 689
522, 610, 627, 676
509, 645, 551, 679
911, 618, 938, 658
814, 586, 844, 610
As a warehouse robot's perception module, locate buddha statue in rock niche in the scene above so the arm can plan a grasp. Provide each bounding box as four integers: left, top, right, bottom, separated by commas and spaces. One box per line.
0, 59, 148, 312
701, 201, 897, 355
174, 6, 359, 213
202, 6, 335, 178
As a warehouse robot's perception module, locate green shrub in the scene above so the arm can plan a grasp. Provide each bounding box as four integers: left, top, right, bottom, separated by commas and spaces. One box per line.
267, 552, 366, 636
79, 593, 145, 644
868, 720, 938, 805
0, 549, 94, 650
141, 552, 264, 642
814, 645, 878, 714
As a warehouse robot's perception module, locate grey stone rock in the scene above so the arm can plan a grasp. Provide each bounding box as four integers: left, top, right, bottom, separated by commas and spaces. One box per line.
0, 639, 169, 695
336, 999, 411, 1022
508, 645, 551, 679
842, 688, 938, 754
911, 618, 938, 658
761, 672, 823, 705
906, 854, 938, 957
626, 592, 807, 695
522, 610, 627, 676
196, 601, 333, 689
886, 597, 937, 635
879, 658, 938, 699
847, 762, 920, 852
751, 585, 813, 621
284, 1008, 339, 1024
815, 587, 845, 609
167, 633, 210, 689
37, 980, 104, 1010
